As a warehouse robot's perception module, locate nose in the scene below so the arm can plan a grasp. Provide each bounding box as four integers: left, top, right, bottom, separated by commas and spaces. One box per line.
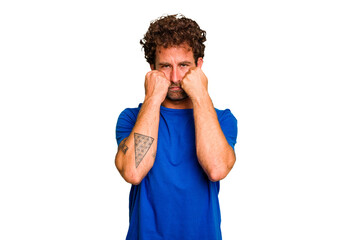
170, 67, 181, 84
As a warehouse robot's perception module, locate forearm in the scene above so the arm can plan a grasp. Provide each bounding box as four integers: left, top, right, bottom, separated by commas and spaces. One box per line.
115, 97, 161, 184
193, 94, 235, 181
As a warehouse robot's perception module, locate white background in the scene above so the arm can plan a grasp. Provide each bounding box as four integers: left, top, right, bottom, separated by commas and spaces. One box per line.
1, 0, 359, 239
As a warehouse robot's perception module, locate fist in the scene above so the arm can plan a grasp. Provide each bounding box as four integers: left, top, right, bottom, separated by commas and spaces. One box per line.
144, 70, 171, 103
181, 67, 208, 100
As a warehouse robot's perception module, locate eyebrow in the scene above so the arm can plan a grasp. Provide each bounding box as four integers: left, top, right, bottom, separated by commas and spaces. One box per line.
158, 62, 171, 66
179, 61, 192, 65
158, 61, 192, 66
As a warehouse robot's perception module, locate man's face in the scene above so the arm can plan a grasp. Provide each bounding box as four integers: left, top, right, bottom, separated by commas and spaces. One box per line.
152, 43, 203, 101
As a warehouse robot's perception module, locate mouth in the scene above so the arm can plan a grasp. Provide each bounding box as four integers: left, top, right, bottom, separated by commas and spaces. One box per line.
169, 86, 182, 91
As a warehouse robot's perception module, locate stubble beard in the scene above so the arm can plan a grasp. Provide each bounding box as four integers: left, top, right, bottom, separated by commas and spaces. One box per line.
166, 84, 189, 101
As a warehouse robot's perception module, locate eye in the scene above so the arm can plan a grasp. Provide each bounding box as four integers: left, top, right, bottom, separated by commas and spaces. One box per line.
161, 64, 171, 68
180, 63, 189, 67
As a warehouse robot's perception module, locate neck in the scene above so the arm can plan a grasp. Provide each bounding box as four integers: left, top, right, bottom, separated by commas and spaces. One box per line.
161, 98, 193, 109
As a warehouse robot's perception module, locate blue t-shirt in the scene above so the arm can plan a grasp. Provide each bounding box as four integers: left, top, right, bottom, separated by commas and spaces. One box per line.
116, 104, 237, 240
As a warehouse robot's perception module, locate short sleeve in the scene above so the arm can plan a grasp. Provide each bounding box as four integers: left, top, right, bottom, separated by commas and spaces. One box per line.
217, 109, 238, 150
115, 108, 139, 145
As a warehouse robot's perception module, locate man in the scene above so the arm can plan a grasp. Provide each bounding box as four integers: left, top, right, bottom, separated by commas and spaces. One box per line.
115, 14, 237, 240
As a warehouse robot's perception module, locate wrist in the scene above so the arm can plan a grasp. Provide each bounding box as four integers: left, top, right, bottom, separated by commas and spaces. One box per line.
191, 91, 212, 108
143, 95, 163, 107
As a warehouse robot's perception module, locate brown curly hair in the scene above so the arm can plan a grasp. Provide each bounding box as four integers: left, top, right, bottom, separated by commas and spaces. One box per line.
140, 14, 207, 66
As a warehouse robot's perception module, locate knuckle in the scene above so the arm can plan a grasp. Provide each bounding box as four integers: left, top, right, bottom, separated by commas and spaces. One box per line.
146, 71, 153, 78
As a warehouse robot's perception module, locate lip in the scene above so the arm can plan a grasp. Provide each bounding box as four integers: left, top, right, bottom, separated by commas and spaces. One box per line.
169, 87, 182, 91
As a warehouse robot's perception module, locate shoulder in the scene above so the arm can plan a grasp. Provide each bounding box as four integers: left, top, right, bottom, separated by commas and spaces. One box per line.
214, 108, 237, 123
117, 104, 142, 122
214, 107, 238, 147
115, 104, 142, 144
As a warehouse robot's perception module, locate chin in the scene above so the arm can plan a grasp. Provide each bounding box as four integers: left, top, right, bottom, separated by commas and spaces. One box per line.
166, 93, 189, 102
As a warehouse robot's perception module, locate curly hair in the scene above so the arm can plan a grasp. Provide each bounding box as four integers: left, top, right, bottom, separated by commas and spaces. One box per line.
140, 14, 207, 65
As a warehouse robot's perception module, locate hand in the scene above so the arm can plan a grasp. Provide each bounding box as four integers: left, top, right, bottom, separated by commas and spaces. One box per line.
180, 67, 208, 101
144, 70, 171, 104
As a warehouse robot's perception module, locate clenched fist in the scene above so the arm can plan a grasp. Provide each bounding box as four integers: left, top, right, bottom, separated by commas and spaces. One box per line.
144, 70, 171, 104
180, 67, 208, 101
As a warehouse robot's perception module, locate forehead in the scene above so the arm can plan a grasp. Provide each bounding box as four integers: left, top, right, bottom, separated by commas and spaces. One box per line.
155, 43, 195, 63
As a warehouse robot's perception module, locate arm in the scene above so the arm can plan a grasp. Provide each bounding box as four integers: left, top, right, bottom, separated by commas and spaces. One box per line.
193, 94, 236, 181
181, 68, 236, 181
115, 71, 170, 185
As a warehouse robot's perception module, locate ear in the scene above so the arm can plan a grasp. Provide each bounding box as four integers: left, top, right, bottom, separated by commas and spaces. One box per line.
196, 58, 203, 68
150, 64, 155, 70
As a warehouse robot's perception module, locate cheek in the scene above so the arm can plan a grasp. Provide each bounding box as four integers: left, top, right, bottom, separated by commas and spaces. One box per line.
159, 69, 171, 79
180, 68, 190, 78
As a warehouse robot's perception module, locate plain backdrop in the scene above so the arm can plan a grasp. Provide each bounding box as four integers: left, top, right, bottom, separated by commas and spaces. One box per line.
1, 0, 359, 239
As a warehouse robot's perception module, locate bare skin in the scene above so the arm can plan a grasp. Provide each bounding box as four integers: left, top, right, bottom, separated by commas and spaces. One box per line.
115, 43, 235, 184
115, 70, 169, 185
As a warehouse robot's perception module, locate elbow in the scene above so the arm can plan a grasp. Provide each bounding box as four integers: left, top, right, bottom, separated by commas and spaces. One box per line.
207, 155, 236, 182
115, 157, 142, 185
199, 144, 236, 182
123, 173, 142, 185
119, 166, 143, 185
208, 168, 229, 182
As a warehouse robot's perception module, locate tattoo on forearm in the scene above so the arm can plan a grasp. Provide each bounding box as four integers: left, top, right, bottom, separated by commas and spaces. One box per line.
119, 137, 128, 154
134, 132, 154, 168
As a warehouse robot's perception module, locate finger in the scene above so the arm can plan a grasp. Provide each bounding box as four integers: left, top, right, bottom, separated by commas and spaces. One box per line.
183, 67, 195, 79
